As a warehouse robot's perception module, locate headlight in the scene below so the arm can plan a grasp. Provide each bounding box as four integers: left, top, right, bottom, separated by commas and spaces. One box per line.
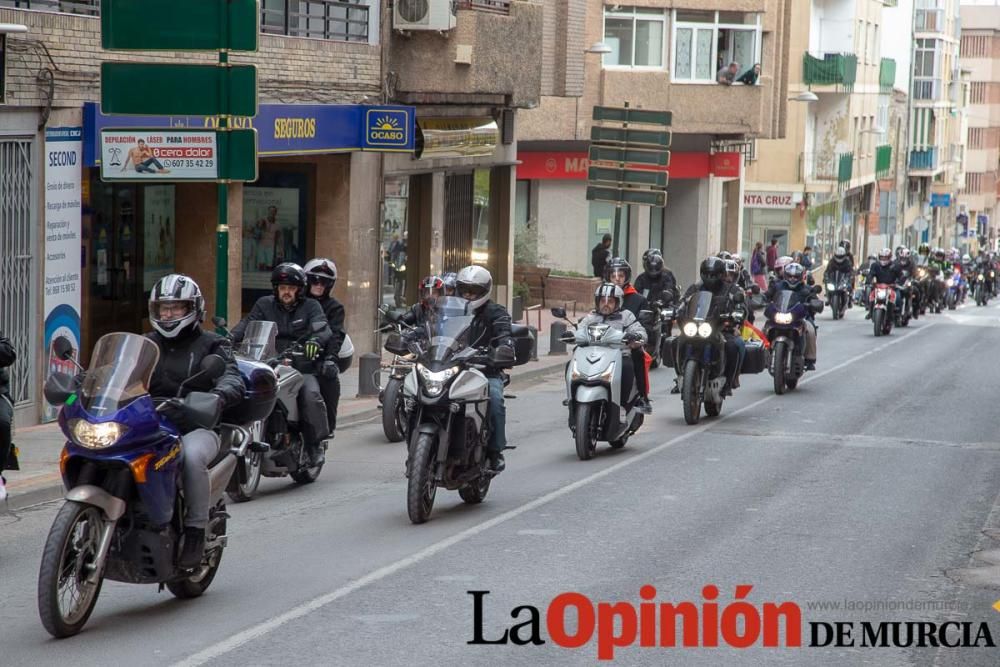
682, 322, 698, 337
417, 364, 458, 397
587, 324, 610, 341
946, 278, 954, 287
979, 274, 984, 281
774, 312, 793, 325
876, 289, 887, 299
70, 419, 127, 449
596, 362, 616, 383
697, 322, 713, 338
826, 283, 836, 291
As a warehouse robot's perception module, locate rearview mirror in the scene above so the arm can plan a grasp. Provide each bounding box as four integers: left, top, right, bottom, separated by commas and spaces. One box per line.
52, 336, 75, 361
212, 316, 227, 328
637, 309, 653, 325
384, 332, 408, 355
200, 354, 227, 381
550, 307, 566, 319
44, 372, 76, 407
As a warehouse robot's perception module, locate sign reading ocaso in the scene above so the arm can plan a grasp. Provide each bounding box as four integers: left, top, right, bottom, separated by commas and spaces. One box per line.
744, 191, 796, 209
100, 129, 219, 180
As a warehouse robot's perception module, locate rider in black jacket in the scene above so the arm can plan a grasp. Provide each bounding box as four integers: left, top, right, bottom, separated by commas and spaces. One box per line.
606, 257, 652, 414
0, 332, 15, 501
865, 248, 902, 319
304, 258, 347, 434
147, 274, 244, 568
232, 263, 332, 466
680, 257, 747, 394
634, 251, 680, 306
766, 263, 819, 370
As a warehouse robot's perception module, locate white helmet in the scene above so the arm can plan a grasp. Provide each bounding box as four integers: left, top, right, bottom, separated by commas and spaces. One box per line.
834, 246, 846, 258
149, 274, 204, 339
456, 265, 493, 310
303, 257, 338, 297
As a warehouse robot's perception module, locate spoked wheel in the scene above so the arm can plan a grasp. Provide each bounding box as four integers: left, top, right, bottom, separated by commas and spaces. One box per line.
873, 309, 884, 337
290, 436, 324, 484
38, 501, 107, 638
227, 450, 262, 503
682, 359, 703, 425
458, 473, 491, 504
381, 378, 407, 443
167, 514, 226, 599
407, 433, 438, 523
772, 341, 787, 395
574, 403, 600, 460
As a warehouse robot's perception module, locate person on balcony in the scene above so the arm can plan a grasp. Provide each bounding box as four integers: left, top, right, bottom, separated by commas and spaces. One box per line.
737, 63, 761, 85
717, 62, 740, 85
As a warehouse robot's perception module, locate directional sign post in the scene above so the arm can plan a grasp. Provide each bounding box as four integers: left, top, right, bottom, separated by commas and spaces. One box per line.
101, 0, 260, 324
587, 102, 672, 256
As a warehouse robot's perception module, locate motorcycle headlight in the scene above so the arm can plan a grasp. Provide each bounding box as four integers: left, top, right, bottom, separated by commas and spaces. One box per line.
587, 324, 610, 341
417, 364, 459, 397
946, 278, 954, 287
978, 274, 984, 281
697, 322, 713, 338
682, 322, 698, 337
70, 419, 128, 449
774, 312, 793, 325
595, 362, 616, 383
826, 283, 836, 291
571, 359, 584, 381
876, 288, 888, 298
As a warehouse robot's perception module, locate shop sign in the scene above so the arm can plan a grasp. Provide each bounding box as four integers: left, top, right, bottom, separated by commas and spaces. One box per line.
930, 193, 951, 207
364, 108, 411, 151
415, 118, 498, 160
743, 191, 796, 209
517, 151, 740, 181
99, 129, 259, 181
43, 126, 83, 422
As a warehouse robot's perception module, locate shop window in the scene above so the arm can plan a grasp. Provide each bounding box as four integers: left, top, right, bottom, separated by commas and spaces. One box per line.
589, 201, 631, 269
382, 176, 410, 309
672, 10, 761, 84
603, 7, 666, 69
472, 169, 491, 266
648, 207, 665, 252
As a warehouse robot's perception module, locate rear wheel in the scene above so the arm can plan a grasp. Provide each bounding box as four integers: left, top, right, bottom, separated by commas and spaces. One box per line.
381, 378, 406, 443
704, 398, 722, 417
772, 341, 787, 395
785, 377, 799, 391
407, 433, 438, 523
226, 450, 262, 503
458, 474, 491, 504
574, 403, 599, 460
682, 359, 702, 425
167, 514, 226, 599
873, 309, 884, 337
290, 435, 323, 484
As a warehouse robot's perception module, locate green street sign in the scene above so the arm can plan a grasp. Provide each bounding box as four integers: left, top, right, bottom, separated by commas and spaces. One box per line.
101, 63, 258, 116
589, 145, 670, 168
587, 186, 667, 208
102, 0, 259, 51
99, 128, 258, 182
588, 166, 668, 189
593, 107, 672, 126
590, 126, 672, 148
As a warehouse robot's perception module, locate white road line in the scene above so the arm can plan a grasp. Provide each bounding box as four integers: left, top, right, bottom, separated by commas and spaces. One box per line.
172, 321, 937, 667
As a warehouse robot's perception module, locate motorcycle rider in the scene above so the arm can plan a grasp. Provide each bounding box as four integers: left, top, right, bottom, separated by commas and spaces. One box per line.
893, 248, 918, 319
823, 246, 855, 307
456, 266, 516, 473
634, 250, 680, 306
303, 258, 347, 434
605, 257, 652, 414
679, 257, 747, 395
0, 332, 15, 502
975, 250, 995, 297
928, 248, 951, 308
146, 274, 244, 569
766, 262, 819, 371
395, 275, 444, 327
865, 248, 902, 319
574, 283, 647, 404
231, 263, 332, 466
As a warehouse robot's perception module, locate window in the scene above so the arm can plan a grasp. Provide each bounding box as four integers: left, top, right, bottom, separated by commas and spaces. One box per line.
603, 7, 666, 69
913, 38, 942, 100
0, 35, 5, 104
672, 10, 762, 83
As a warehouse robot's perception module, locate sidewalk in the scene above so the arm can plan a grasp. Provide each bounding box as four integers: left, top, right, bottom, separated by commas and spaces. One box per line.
3, 324, 570, 510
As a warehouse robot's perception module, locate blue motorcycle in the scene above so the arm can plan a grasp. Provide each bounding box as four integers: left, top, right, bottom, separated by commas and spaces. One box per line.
37, 333, 237, 638
945, 269, 963, 310
764, 288, 822, 395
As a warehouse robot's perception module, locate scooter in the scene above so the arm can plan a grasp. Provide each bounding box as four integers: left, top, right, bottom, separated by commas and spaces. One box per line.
553, 306, 647, 460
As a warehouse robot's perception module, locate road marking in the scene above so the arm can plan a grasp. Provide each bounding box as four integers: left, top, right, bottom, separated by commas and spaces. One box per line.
172, 321, 937, 667
517, 528, 561, 536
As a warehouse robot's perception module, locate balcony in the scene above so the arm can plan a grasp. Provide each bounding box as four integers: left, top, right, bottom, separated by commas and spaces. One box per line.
913, 79, 941, 101
881, 0, 898, 5
915, 8, 944, 33
799, 152, 853, 183
456, 0, 511, 13
803, 53, 857, 91
838, 153, 853, 183
875, 145, 892, 178
910, 148, 940, 172
879, 59, 896, 92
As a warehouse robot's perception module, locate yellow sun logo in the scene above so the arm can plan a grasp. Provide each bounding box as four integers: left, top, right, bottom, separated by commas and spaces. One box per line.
376, 116, 401, 131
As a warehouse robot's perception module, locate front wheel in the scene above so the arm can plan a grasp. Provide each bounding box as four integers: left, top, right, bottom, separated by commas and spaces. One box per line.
407, 433, 438, 523
947, 292, 956, 310
682, 359, 702, 425
574, 403, 599, 460
772, 341, 787, 395
830, 293, 841, 320
873, 309, 884, 337
37, 501, 107, 638
381, 378, 407, 443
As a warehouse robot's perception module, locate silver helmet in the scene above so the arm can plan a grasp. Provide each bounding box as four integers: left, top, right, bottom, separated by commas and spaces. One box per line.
303, 257, 338, 297
456, 265, 493, 310
149, 274, 204, 339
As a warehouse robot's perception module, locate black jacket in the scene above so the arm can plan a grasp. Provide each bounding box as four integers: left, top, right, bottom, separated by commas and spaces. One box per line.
312, 295, 346, 357
823, 257, 854, 281
145, 328, 244, 409
231, 296, 331, 354
892, 259, 916, 284
766, 280, 816, 314
681, 282, 747, 330
591, 244, 610, 278
867, 262, 901, 286
0, 334, 15, 402
621, 286, 649, 319
468, 301, 514, 376
634, 271, 680, 305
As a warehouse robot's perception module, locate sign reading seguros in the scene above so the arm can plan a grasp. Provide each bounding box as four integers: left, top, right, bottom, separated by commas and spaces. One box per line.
364, 109, 411, 150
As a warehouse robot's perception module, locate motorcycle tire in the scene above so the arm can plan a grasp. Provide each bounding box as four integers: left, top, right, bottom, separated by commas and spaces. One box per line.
407, 432, 438, 523
785, 377, 799, 391
947, 293, 956, 310
38, 501, 106, 638
873, 310, 884, 337
772, 341, 788, 395
458, 474, 491, 504
167, 514, 226, 599
830, 293, 841, 320
704, 397, 722, 417
682, 360, 702, 425
381, 378, 407, 443
575, 403, 599, 460
226, 450, 262, 503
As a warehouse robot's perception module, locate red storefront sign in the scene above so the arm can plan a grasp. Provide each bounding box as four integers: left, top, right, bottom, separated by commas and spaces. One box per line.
517, 151, 741, 180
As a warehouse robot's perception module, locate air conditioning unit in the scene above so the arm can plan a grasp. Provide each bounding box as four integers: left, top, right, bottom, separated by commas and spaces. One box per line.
394, 0, 457, 31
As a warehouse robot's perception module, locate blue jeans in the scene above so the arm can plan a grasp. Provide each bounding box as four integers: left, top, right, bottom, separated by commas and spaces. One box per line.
487, 377, 506, 453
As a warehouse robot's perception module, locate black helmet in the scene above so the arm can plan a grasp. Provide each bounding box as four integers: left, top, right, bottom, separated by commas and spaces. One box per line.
271, 262, 307, 307
644, 253, 664, 277
839, 239, 852, 253
700, 256, 725, 289
642, 248, 662, 265
303, 257, 337, 298
605, 257, 632, 286
784, 262, 805, 286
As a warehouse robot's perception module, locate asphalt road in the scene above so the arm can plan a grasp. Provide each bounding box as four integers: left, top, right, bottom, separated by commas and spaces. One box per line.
3, 301, 1000, 666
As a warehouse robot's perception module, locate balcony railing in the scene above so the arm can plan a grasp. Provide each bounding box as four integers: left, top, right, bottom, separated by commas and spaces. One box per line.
799, 152, 852, 182
456, 0, 511, 14
0, 0, 97, 14
875, 144, 893, 178
803, 53, 857, 90
838, 153, 853, 183
910, 148, 940, 171
879, 58, 896, 92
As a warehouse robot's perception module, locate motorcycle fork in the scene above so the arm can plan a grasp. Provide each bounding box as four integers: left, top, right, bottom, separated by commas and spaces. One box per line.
86, 519, 119, 585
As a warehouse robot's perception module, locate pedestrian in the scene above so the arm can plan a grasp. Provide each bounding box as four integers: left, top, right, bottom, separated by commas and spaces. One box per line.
592, 233, 612, 278
717, 62, 740, 85
737, 63, 761, 85
750, 241, 768, 291
766, 237, 779, 271
0, 332, 17, 502
801, 245, 815, 271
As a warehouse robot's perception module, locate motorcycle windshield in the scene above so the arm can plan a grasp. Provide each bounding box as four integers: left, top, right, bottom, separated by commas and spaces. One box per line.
424, 296, 475, 364
80, 333, 160, 417
774, 290, 798, 312
237, 320, 277, 361
685, 291, 715, 320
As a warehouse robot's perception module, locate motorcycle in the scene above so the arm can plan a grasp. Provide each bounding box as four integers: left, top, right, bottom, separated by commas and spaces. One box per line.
870, 283, 897, 336
945, 270, 963, 311
38, 334, 236, 638
973, 270, 990, 306
377, 306, 415, 443
639, 298, 675, 370
386, 296, 531, 524
895, 278, 914, 327
673, 291, 744, 425
553, 306, 647, 460
913, 266, 932, 315
825, 272, 852, 320
764, 288, 822, 395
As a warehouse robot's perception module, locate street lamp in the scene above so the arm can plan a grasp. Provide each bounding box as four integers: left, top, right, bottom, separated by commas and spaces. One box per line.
0, 24, 28, 34
585, 41, 613, 55
789, 91, 818, 102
